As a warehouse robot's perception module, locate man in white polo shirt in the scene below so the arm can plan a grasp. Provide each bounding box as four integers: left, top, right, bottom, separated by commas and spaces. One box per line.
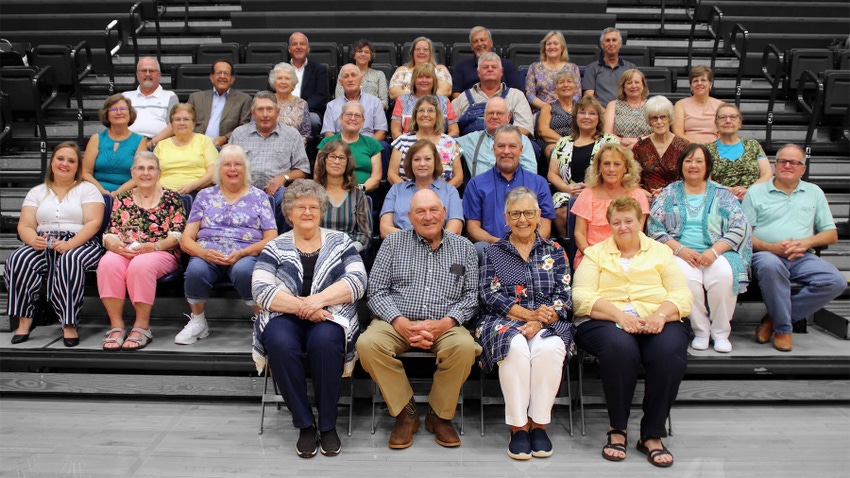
123, 57, 178, 147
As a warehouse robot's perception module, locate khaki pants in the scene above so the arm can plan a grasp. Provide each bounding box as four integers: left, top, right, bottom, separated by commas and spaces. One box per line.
356, 318, 482, 419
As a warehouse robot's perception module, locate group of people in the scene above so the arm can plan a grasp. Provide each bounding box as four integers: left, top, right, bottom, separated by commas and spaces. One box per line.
4, 24, 846, 467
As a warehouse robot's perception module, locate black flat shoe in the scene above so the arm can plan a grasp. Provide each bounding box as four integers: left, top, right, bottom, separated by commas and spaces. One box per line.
11, 334, 29, 344
63, 337, 80, 348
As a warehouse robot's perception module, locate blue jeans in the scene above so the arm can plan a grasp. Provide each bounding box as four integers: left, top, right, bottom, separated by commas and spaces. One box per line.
262, 314, 345, 431
184, 256, 258, 304
751, 251, 845, 334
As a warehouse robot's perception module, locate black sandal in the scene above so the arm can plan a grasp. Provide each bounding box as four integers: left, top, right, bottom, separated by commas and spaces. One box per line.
636, 438, 674, 468
602, 429, 627, 462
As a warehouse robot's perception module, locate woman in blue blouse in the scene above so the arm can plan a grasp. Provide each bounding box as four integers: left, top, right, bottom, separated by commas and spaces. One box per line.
475, 187, 574, 460
82, 94, 147, 196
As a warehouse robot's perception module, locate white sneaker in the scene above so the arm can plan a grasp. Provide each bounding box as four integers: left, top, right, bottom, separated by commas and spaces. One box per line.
691, 336, 709, 350
174, 315, 209, 345
713, 337, 732, 353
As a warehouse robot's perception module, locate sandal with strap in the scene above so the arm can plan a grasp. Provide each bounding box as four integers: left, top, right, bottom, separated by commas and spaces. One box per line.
122, 327, 153, 351
102, 328, 126, 351
636, 438, 674, 468
602, 429, 627, 462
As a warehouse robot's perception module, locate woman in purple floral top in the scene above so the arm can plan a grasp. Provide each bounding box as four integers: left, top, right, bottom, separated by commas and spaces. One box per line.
98, 151, 186, 351
177, 145, 278, 345
475, 187, 574, 460
525, 31, 582, 111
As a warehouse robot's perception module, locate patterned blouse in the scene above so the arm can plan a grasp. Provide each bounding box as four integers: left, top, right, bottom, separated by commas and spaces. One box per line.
546, 100, 573, 139
321, 188, 372, 250
613, 99, 653, 139
188, 186, 276, 255
550, 133, 620, 208
276, 96, 311, 140
108, 188, 186, 259
475, 234, 575, 373
632, 135, 690, 191
389, 64, 452, 93
525, 61, 582, 105
390, 93, 458, 134
707, 138, 767, 189
391, 133, 461, 183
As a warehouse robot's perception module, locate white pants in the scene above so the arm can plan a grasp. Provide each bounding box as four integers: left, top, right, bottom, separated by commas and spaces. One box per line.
498, 331, 566, 427
674, 255, 737, 340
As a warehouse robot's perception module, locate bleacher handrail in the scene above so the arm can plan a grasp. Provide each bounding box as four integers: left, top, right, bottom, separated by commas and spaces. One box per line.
761, 44, 784, 151
796, 69, 824, 168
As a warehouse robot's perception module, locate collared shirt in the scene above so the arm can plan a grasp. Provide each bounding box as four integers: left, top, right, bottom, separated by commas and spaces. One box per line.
123, 85, 178, 138
320, 91, 387, 136
291, 59, 306, 98
368, 229, 478, 325
582, 56, 636, 106
742, 178, 836, 244
572, 233, 692, 320
229, 122, 310, 189
462, 165, 555, 239
204, 88, 230, 139
450, 82, 534, 134
380, 179, 464, 230
455, 129, 537, 177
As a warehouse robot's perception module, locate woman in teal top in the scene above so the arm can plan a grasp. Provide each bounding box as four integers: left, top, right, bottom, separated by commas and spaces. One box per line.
82, 94, 146, 195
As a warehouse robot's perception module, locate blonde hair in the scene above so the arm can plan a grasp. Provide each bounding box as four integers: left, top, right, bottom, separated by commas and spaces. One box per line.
584, 143, 642, 190
539, 31, 568, 62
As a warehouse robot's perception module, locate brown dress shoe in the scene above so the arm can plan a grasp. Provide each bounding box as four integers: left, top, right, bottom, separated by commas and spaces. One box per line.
425, 408, 461, 447
755, 315, 774, 344
773, 333, 793, 352
389, 398, 419, 449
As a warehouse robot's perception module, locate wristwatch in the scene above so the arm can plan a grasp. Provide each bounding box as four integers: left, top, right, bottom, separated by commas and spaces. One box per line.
154, 242, 160, 251
284, 174, 291, 184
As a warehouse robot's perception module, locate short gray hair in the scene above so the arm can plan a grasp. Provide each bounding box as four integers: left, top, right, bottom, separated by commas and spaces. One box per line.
493, 124, 523, 144
269, 62, 298, 89
252, 90, 279, 111
599, 27, 622, 44
282, 179, 329, 226
553, 69, 579, 88
340, 100, 365, 117
132, 150, 160, 170
212, 145, 252, 186
477, 51, 501, 70
469, 26, 491, 44
504, 187, 539, 213
644, 95, 675, 124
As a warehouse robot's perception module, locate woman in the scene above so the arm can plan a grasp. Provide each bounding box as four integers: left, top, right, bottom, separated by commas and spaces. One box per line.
388, 95, 463, 188
549, 95, 619, 238
648, 144, 752, 353
604, 69, 652, 150
706, 103, 772, 200
525, 31, 582, 111
380, 139, 463, 238
82, 94, 146, 196
673, 66, 723, 144
388, 37, 452, 99
537, 70, 578, 160
317, 101, 383, 193
632, 95, 690, 197
270, 62, 311, 142
98, 151, 185, 351
177, 145, 277, 345
252, 179, 367, 458
334, 39, 388, 109
5, 142, 105, 347
314, 140, 372, 251
476, 187, 574, 460
571, 143, 649, 269
390, 62, 459, 138
153, 103, 218, 195
572, 196, 692, 468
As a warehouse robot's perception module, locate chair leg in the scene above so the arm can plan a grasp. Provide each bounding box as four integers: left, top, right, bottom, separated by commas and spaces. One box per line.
259, 366, 269, 435
578, 350, 586, 436
565, 357, 574, 437
348, 376, 354, 437
459, 385, 464, 436
667, 411, 673, 436
371, 381, 378, 435
479, 370, 485, 437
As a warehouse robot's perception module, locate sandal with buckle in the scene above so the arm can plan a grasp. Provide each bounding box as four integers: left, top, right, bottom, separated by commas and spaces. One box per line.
121, 327, 153, 351
102, 328, 126, 351
602, 429, 627, 462
636, 437, 674, 468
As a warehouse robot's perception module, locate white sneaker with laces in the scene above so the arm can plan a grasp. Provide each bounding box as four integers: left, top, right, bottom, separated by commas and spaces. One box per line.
691, 336, 709, 350
175, 315, 209, 345
713, 337, 732, 353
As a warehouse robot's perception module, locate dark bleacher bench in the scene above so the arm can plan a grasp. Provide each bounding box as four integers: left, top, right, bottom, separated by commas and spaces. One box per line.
239, 0, 608, 14
711, 16, 850, 61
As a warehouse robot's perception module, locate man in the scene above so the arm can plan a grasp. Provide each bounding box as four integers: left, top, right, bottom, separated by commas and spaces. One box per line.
742, 144, 845, 352
357, 189, 480, 450
321, 64, 387, 141
123, 57, 178, 144
451, 26, 524, 99
455, 97, 536, 178
451, 52, 533, 137
583, 27, 636, 106
289, 32, 329, 136
463, 125, 555, 257
152, 60, 252, 148
229, 91, 310, 227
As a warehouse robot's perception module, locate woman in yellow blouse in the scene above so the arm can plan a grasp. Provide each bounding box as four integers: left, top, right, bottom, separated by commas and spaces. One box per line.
153, 103, 218, 195
572, 196, 692, 469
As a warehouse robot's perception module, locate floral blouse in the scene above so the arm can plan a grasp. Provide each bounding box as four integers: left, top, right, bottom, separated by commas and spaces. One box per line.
525, 61, 582, 105
389, 64, 452, 93
277, 96, 311, 140
475, 234, 575, 373
633, 135, 689, 191
188, 186, 277, 256
707, 138, 767, 189
108, 188, 186, 259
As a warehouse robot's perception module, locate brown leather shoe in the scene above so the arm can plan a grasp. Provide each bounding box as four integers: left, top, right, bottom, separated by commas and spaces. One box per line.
425, 407, 461, 447
388, 398, 419, 449
773, 333, 793, 352
755, 314, 774, 344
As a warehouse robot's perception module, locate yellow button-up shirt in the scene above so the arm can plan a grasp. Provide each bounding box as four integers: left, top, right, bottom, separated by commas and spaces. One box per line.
572, 233, 692, 320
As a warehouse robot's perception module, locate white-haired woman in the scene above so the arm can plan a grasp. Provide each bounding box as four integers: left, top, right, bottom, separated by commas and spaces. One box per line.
271, 62, 311, 142
632, 95, 690, 198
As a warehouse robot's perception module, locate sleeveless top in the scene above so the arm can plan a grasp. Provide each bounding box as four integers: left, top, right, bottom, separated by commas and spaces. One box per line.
613, 99, 652, 139
679, 96, 723, 143
548, 101, 573, 138
93, 129, 144, 191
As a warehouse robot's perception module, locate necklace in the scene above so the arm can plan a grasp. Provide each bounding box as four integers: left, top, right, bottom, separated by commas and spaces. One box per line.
684, 192, 708, 217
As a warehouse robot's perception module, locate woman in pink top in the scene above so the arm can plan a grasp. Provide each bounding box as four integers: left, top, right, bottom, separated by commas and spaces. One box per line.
571, 143, 649, 269
673, 66, 724, 144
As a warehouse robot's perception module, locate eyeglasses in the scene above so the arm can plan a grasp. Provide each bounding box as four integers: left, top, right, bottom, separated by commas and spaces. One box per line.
577, 110, 598, 117
293, 205, 321, 213
416, 108, 437, 115
212, 70, 232, 77
649, 115, 669, 122
342, 112, 364, 119
109, 106, 129, 113
717, 114, 741, 121
327, 154, 348, 163
137, 68, 159, 74
506, 209, 539, 220
133, 166, 159, 172
776, 159, 805, 168
485, 111, 507, 117
172, 117, 193, 123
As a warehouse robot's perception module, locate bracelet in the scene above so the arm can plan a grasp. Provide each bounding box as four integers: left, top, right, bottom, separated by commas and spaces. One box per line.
674, 245, 684, 256
710, 248, 719, 258
658, 312, 667, 321
154, 242, 160, 251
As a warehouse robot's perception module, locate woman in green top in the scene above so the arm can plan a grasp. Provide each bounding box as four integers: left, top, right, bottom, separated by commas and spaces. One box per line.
317, 101, 383, 193
705, 103, 771, 200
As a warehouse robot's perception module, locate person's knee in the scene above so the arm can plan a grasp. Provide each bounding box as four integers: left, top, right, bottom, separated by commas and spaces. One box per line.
752, 252, 786, 276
